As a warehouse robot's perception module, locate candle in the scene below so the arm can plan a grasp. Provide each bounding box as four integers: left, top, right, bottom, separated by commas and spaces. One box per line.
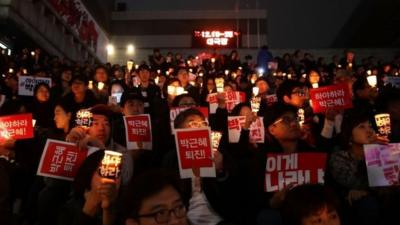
367, 75, 377, 87
252, 87, 259, 96
97, 82, 105, 90
312, 83, 319, 88
251, 97, 261, 113
98, 150, 123, 179
225, 70, 230, 76
211, 131, 223, 151
215, 78, 225, 93
374, 113, 391, 136
88, 80, 93, 90
127, 60, 134, 71
298, 109, 305, 127
75, 109, 93, 128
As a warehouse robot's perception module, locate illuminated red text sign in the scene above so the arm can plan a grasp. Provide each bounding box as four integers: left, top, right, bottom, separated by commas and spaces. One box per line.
193, 30, 240, 48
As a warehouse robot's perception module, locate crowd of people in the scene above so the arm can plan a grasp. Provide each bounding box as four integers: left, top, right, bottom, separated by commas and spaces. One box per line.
0, 46, 400, 225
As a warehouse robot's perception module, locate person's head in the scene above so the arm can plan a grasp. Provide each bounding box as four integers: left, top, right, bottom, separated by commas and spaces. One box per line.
282, 184, 340, 225
163, 78, 182, 101
110, 81, 126, 95
204, 76, 216, 92
352, 77, 377, 101
231, 103, 252, 117
174, 108, 207, 129
255, 78, 270, 95
308, 70, 320, 84
277, 80, 308, 108
177, 68, 189, 86
120, 91, 145, 116
70, 75, 88, 95
125, 170, 188, 225
341, 109, 375, 148
54, 101, 73, 132
171, 94, 197, 108
34, 82, 51, 103
263, 103, 300, 142
61, 67, 73, 82
88, 104, 113, 145
74, 150, 121, 199
94, 65, 109, 83
138, 65, 151, 83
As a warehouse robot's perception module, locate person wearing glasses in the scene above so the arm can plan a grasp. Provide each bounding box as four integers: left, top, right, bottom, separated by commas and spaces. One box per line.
257, 103, 316, 225
125, 170, 188, 225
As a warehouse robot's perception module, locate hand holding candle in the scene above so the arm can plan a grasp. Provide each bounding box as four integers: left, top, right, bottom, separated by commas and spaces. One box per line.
215, 78, 225, 93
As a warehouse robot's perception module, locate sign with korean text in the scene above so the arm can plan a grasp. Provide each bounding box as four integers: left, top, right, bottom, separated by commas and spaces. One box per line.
227, 116, 265, 143
207, 91, 246, 114
18, 76, 52, 96
174, 128, 216, 179
192, 30, 240, 48
265, 94, 278, 106
309, 83, 352, 113
265, 153, 327, 192
364, 144, 400, 187
37, 139, 90, 181
124, 114, 152, 150
169, 107, 209, 132
0, 114, 34, 141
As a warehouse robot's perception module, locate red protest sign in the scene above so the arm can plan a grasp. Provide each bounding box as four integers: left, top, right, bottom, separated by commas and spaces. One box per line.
170, 107, 209, 132
310, 83, 352, 113
176, 129, 212, 169
124, 114, 152, 150
37, 139, 88, 181
0, 113, 34, 141
207, 91, 245, 113
265, 152, 327, 192
175, 128, 215, 178
227, 116, 265, 143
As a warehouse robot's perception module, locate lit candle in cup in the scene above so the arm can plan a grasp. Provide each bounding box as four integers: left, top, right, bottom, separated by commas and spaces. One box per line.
252, 87, 259, 96
215, 78, 225, 93
97, 82, 105, 90
98, 150, 123, 179
298, 108, 305, 127
251, 97, 261, 113
367, 75, 377, 87
374, 113, 391, 137
75, 109, 93, 128
211, 131, 223, 151
312, 83, 319, 88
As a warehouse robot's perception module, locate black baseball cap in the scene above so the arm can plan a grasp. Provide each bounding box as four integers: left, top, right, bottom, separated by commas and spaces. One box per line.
120, 91, 144, 107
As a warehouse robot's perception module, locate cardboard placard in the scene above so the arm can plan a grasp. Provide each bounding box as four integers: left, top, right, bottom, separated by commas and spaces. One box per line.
174, 128, 216, 179
207, 91, 246, 113
37, 139, 93, 181
18, 76, 52, 96
309, 83, 352, 113
265, 153, 327, 192
0, 114, 34, 141
227, 116, 265, 143
364, 144, 400, 187
124, 114, 152, 150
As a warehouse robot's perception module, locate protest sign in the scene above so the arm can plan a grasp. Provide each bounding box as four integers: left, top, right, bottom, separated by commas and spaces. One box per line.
364, 144, 400, 187
227, 116, 265, 143
207, 91, 245, 113
0, 114, 34, 141
265, 94, 278, 106
309, 83, 352, 113
98, 150, 123, 179
124, 114, 152, 150
174, 128, 215, 179
18, 76, 52, 96
37, 139, 93, 181
265, 152, 327, 192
